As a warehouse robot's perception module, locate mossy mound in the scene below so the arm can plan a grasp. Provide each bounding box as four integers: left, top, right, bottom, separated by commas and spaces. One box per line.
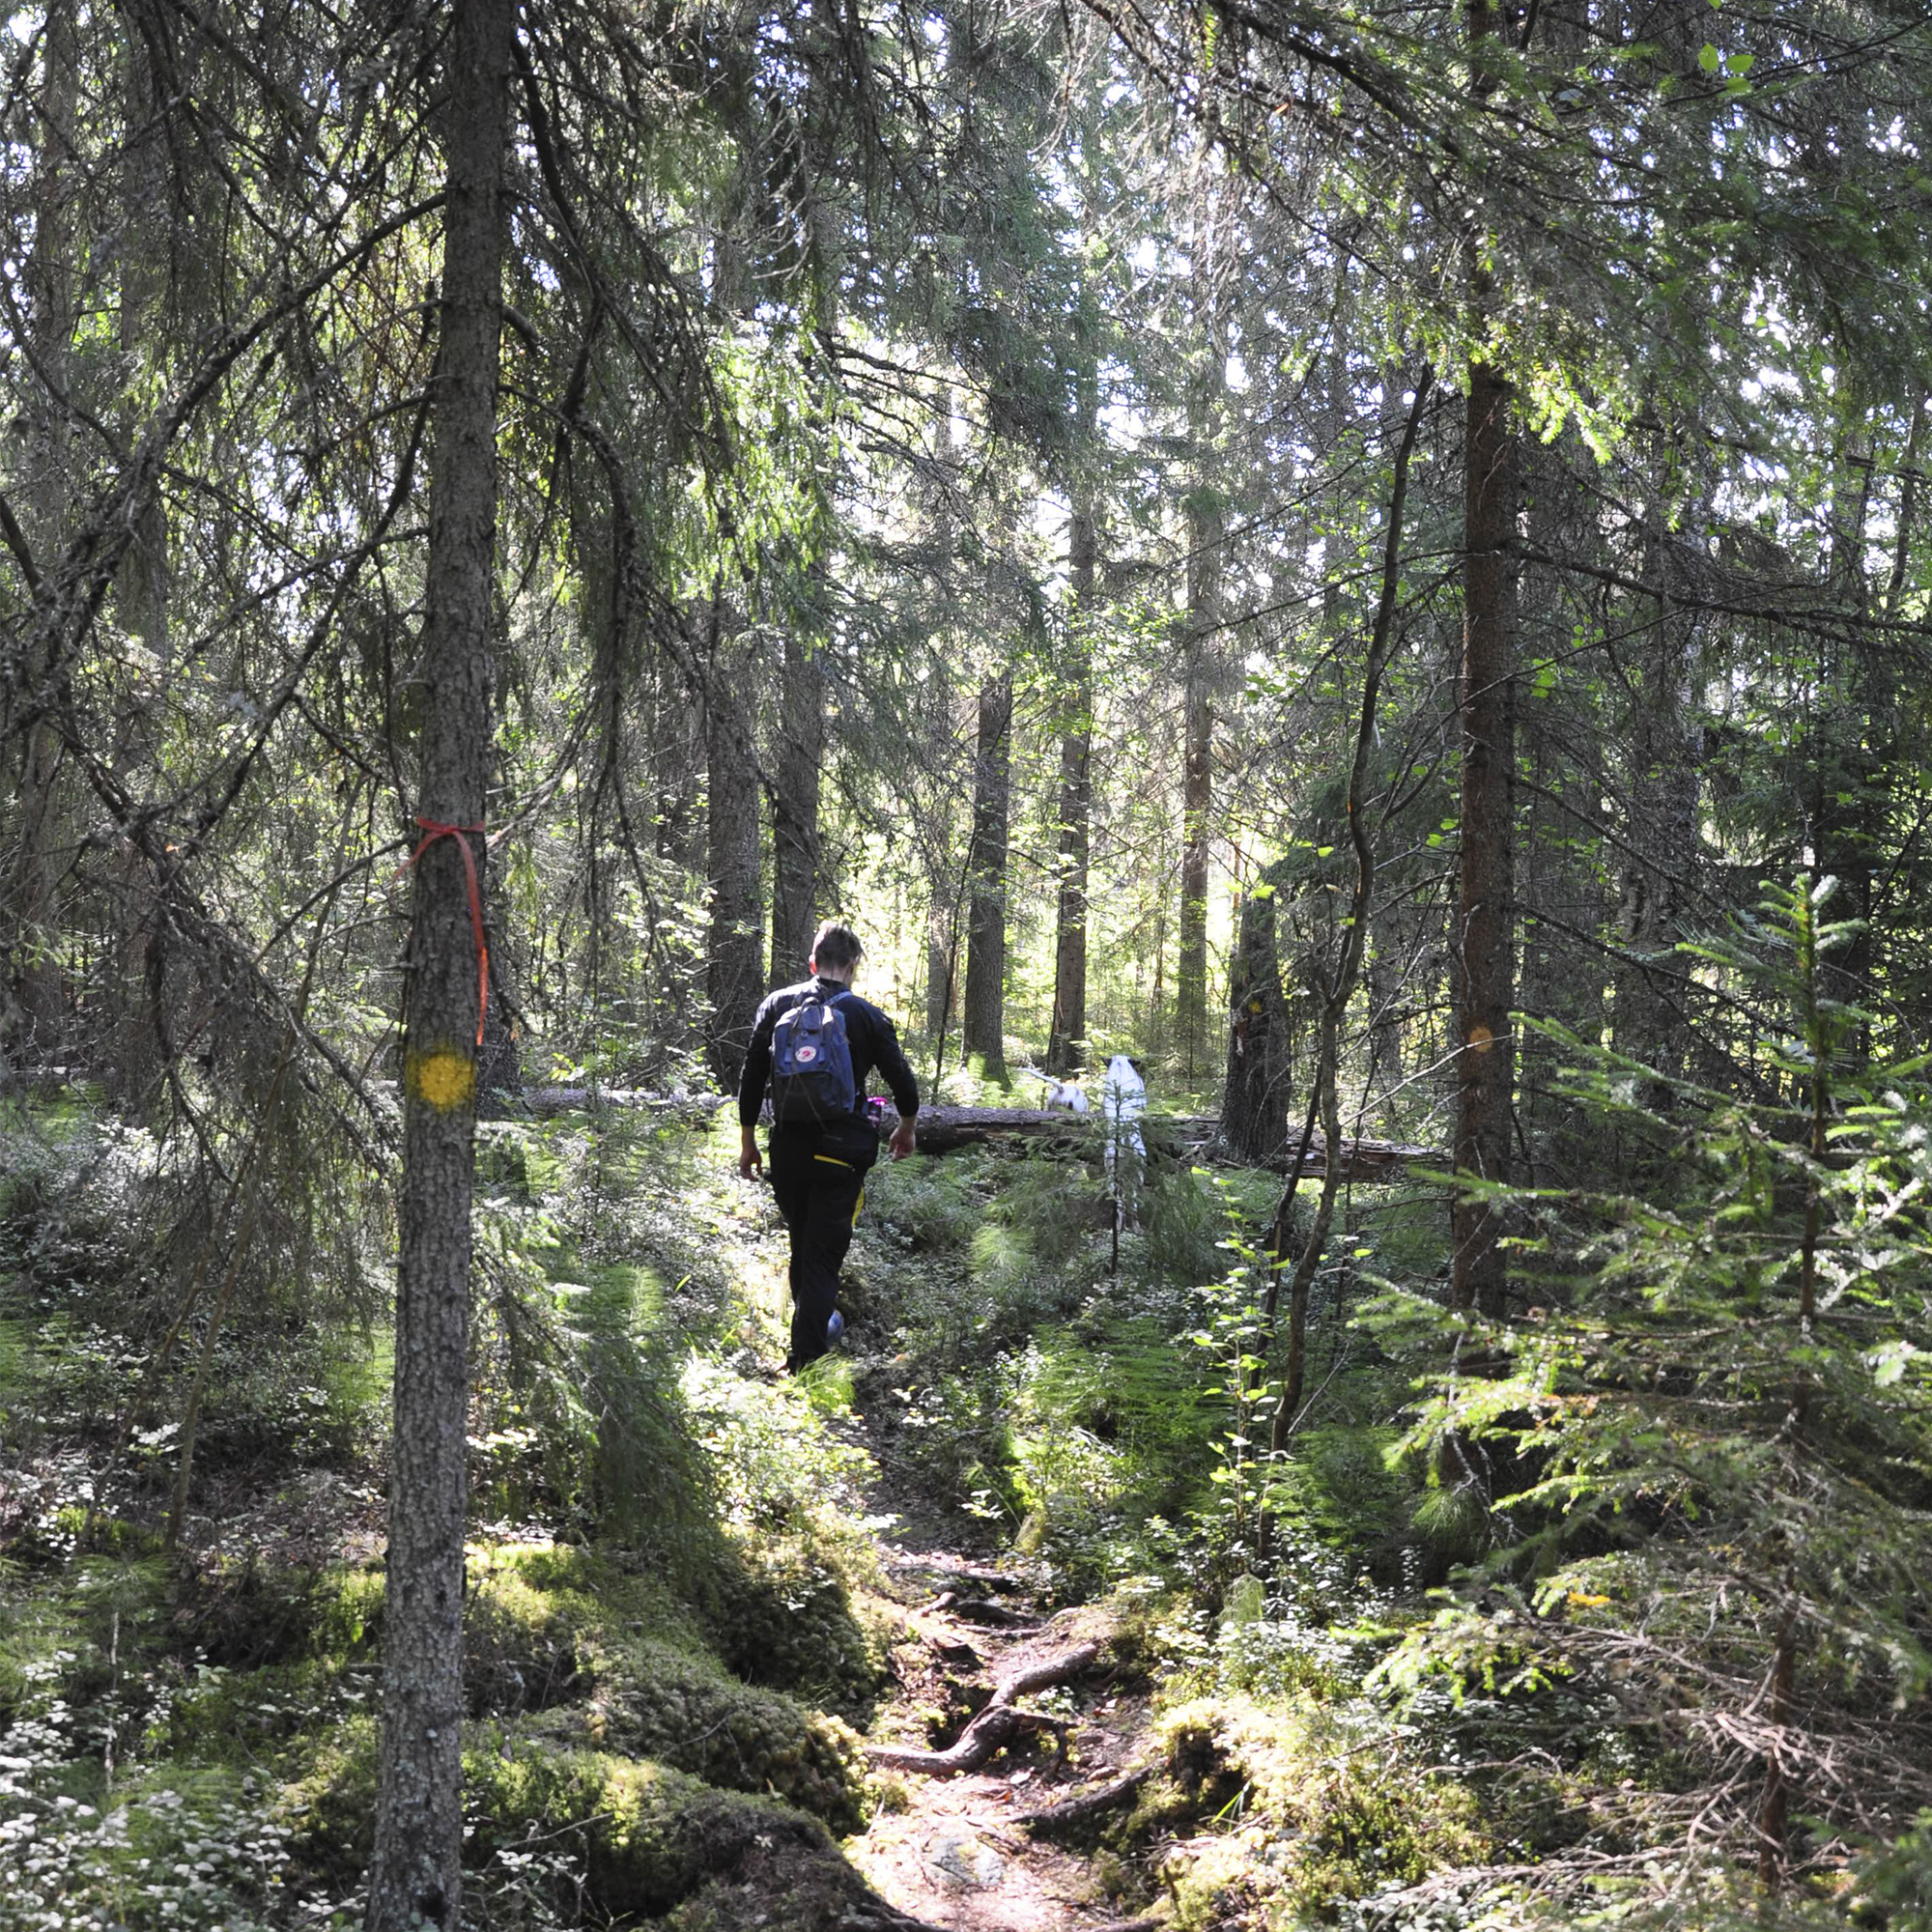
1124, 1694, 1490, 1926
284, 1719, 831, 1917
659, 1856, 921, 1932
575, 1635, 865, 1831
465, 1739, 828, 1915
462, 1543, 867, 1828
706, 1539, 889, 1724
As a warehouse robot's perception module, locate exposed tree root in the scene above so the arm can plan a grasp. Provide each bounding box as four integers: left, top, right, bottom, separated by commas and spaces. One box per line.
832, 1904, 952, 1932
900, 1610, 981, 1667
888, 1557, 1027, 1595
927, 1589, 1038, 1629
866, 1640, 1102, 1776
1016, 1764, 1150, 1832
995, 1642, 1103, 1700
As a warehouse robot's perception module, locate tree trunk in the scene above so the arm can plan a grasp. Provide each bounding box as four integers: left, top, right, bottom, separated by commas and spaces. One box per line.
1177, 210, 1225, 1077
1612, 495, 1700, 1117
1364, 910, 1405, 1137
925, 387, 963, 1047
5, 2, 77, 1064
117, 22, 171, 673
1268, 378, 1429, 1460
104, 16, 174, 1111
705, 597, 763, 1088
961, 672, 1011, 1074
1047, 297, 1097, 1076
1046, 639, 1093, 1074
770, 623, 823, 986
1221, 874, 1289, 1164
1817, 416, 1882, 1055
1451, 0, 1517, 1321
702, 209, 764, 1086
367, 3, 514, 1926
769, 181, 839, 988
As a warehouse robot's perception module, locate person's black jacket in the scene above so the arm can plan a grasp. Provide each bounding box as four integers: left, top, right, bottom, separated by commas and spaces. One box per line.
738, 976, 920, 1157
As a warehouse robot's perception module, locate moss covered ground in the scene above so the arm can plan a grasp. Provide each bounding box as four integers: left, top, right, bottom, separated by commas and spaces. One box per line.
6, 1090, 1888, 1931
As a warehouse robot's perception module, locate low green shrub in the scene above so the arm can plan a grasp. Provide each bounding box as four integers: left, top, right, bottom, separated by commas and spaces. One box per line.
864, 1156, 985, 1254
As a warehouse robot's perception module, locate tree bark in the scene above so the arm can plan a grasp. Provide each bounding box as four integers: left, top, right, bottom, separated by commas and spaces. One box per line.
116, 21, 171, 673
925, 387, 963, 1046
367, 3, 514, 1926
1221, 872, 1290, 1164
1451, 0, 1517, 1321
770, 621, 824, 986
4, 2, 77, 1063
1047, 296, 1097, 1076
769, 168, 839, 987
1177, 206, 1225, 1077
961, 672, 1011, 1073
704, 595, 763, 1088
103, 14, 174, 1111
702, 197, 764, 1086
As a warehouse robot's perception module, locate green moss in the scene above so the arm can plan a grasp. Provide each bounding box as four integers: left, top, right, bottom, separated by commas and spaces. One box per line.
705, 1537, 889, 1724
279, 1715, 381, 1886
566, 1637, 866, 1831
285, 1719, 829, 1917
460, 1543, 867, 1828
469, 1739, 826, 1913
1130, 1694, 1490, 1921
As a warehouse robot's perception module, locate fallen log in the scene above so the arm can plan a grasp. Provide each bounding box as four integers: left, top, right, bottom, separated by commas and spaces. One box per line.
515, 1087, 731, 1120
497, 1086, 1443, 1180
887, 1556, 1029, 1595
887, 1106, 1441, 1179
866, 1639, 1102, 1776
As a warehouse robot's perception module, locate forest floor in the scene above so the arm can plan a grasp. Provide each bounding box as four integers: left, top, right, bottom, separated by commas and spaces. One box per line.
831, 1397, 1156, 1932
0, 1093, 1548, 1932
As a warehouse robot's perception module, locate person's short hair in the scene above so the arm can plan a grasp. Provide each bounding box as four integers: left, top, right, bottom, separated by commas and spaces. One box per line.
810, 921, 865, 971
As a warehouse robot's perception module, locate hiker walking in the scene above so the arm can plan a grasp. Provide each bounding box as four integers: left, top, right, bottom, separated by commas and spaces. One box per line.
738, 921, 919, 1369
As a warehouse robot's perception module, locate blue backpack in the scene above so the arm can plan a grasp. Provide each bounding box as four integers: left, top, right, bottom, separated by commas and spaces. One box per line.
771, 989, 858, 1126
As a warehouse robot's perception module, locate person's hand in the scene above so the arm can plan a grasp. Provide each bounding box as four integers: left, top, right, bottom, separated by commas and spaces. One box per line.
889, 1117, 916, 1161
739, 1128, 763, 1180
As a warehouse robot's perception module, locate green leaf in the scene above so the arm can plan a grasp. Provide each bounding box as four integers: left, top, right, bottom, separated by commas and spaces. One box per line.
1698, 43, 1721, 71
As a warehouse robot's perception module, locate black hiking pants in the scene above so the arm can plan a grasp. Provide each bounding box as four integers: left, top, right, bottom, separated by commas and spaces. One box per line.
768, 1128, 874, 1369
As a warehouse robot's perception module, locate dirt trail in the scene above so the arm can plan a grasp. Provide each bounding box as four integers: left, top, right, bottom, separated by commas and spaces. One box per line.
830, 1409, 1163, 1932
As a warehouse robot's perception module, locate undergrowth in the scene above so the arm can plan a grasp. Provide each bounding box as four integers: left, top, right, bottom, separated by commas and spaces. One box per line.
10, 1077, 1870, 1929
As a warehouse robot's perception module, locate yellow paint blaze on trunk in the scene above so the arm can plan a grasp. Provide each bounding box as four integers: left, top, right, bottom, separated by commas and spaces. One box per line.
409, 1046, 476, 1111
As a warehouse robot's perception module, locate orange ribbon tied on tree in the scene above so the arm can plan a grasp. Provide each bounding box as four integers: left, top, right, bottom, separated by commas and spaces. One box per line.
402, 816, 491, 1047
